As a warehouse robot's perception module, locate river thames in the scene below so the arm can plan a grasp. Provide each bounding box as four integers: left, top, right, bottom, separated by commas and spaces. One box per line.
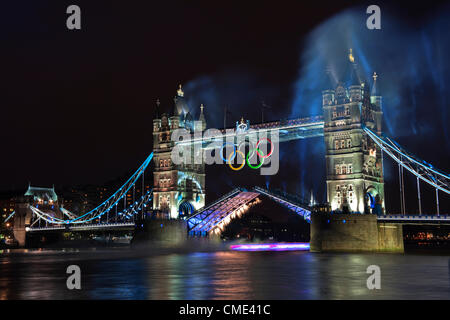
0, 248, 449, 299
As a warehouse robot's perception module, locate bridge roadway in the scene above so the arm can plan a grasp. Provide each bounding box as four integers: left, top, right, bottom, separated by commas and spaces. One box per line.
25, 215, 450, 233
377, 214, 450, 224
173, 116, 325, 148
27, 222, 135, 232
26, 190, 450, 233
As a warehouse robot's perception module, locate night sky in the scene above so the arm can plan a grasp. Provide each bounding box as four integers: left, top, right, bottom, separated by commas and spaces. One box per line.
1, 1, 449, 213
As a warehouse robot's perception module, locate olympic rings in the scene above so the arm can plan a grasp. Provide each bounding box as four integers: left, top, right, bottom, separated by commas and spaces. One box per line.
218, 138, 274, 171
228, 150, 246, 171
238, 140, 256, 159
220, 142, 236, 163
256, 138, 274, 159
246, 149, 265, 169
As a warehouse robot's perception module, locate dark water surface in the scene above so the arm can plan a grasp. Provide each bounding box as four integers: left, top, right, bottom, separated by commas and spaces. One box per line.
1, 248, 449, 299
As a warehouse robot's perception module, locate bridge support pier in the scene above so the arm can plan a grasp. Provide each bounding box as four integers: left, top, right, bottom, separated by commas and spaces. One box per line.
310, 213, 403, 253
132, 219, 189, 248
13, 199, 33, 247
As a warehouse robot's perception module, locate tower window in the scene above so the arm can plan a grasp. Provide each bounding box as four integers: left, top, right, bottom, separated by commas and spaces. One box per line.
341, 140, 345, 149
348, 164, 353, 174
335, 140, 340, 150
341, 164, 347, 174
335, 165, 340, 175
346, 139, 352, 148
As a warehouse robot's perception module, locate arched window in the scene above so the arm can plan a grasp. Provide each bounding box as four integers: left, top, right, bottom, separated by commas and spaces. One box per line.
335, 165, 341, 175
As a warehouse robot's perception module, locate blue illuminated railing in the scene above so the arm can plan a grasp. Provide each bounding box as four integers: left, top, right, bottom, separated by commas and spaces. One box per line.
364, 127, 450, 195
254, 186, 311, 222
29, 153, 153, 225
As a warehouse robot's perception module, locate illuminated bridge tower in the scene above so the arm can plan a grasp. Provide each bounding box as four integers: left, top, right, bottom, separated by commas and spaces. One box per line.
322, 50, 385, 214
152, 85, 206, 219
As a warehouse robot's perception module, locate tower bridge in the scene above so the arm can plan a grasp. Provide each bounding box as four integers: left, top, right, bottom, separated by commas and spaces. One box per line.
8, 50, 450, 251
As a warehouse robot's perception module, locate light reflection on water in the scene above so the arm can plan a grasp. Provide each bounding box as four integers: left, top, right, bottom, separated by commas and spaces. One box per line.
0, 249, 449, 299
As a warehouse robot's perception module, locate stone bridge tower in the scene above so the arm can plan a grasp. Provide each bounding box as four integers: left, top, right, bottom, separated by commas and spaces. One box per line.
152, 86, 206, 219
322, 50, 385, 214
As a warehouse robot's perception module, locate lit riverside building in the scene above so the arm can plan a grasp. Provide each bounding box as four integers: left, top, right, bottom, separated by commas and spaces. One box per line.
322, 49, 384, 214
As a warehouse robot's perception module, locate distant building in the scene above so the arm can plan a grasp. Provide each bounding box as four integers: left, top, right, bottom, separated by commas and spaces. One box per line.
24, 184, 62, 219
24, 184, 58, 204
0, 193, 17, 228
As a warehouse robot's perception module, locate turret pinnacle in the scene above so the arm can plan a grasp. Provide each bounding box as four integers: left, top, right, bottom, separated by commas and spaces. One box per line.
198, 103, 207, 131
177, 84, 184, 97
346, 49, 360, 87
199, 103, 205, 120
324, 66, 335, 90
371, 72, 379, 96
154, 98, 161, 118
348, 48, 355, 63
173, 84, 188, 116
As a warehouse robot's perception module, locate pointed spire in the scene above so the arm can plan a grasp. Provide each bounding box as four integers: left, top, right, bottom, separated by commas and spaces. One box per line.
198, 103, 206, 131
173, 95, 179, 116
348, 48, 355, 63
177, 84, 184, 97
199, 104, 205, 121
154, 98, 160, 118
371, 72, 379, 96
347, 49, 360, 86
173, 84, 188, 116
324, 66, 335, 90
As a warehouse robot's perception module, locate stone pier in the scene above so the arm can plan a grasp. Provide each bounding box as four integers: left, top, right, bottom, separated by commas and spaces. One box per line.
310, 213, 404, 253
132, 219, 189, 248
13, 199, 33, 247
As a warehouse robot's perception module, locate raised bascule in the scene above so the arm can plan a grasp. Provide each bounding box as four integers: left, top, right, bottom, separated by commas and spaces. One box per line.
9, 50, 450, 251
